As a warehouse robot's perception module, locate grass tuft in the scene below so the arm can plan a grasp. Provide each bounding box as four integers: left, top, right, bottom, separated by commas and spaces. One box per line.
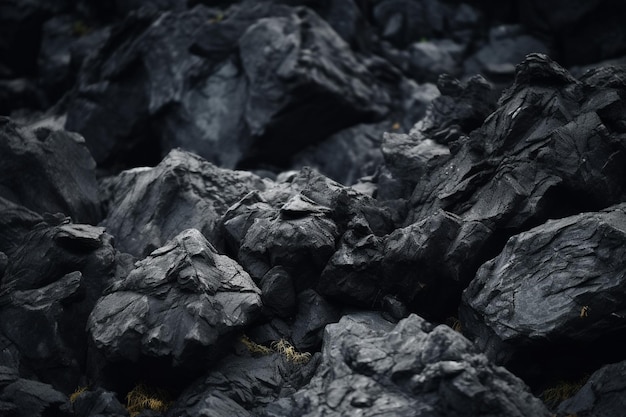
126, 384, 171, 417
271, 339, 312, 365
69, 386, 88, 404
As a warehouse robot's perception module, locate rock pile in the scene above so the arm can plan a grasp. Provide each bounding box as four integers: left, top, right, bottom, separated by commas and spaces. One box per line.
2, 0, 626, 416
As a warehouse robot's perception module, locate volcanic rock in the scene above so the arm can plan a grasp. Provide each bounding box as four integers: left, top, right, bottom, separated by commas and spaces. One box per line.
0, 117, 101, 224
460, 203, 626, 381
0, 219, 117, 392
101, 148, 266, 257
87, 228, 262, 389
262, 312, 550, 417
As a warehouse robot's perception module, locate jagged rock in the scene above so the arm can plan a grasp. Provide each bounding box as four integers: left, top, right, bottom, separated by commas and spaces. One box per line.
72, 387, 128, 417
262, 312, 550, 417
87, 229, 262, 389
101, 148, 266, 257
320, 209, 490, 320
0, 220, 118, 392
0, 117, 101, 224
0, 378, 71, 417
65, 3, 391, 171
238, 194, 339, 289
556, 360, 626, 417
460, 203, 626, 381
37, 15, 111, 102
166, 346, 320, 417
0, 197, 42, 254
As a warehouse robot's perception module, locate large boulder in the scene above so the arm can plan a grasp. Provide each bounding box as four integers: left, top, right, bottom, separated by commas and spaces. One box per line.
65, 3, 391, 172
0, 117, 101, 224
101, 148, 266, 257
87, 228, 262, 390
0, 218, 118, 393
460, 203, 626, 382
262, 312, 551, 417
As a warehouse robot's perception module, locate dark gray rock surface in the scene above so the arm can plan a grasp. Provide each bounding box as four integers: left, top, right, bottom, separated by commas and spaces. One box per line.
0, 117, 101, 224
556, 360, 626, 417
87, 228, 262, 388
101, 148, 266, 257
460, 204, 626, 379
0, 378, 71, 417
0, 219, 117, 392
262, 312, 551, 417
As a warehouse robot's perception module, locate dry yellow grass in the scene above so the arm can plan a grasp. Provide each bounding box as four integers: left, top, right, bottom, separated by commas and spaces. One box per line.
126, 384, 171, 417
240, 335, 312, 365
69, 386, 88, 404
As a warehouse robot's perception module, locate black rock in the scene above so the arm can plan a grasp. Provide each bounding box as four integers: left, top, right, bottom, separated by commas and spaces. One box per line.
87, 228, 262, 390
0, 117, 101, 224
72, 387, 128, 417
65, 3, 391, 172
0, 220, 117, 392
460, 203, 626, 382
261, 312, 550, 416
556, 360, 626, 417
101, 148, 266, 257
260, 266, 297, 319
0, 378, 71, 417
166, 344, 320, 417
0, 197, 42, 254
290, 289, 340, 352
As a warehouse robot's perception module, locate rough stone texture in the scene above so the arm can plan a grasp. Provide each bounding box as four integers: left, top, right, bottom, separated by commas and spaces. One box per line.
556, 360, 626, 417
0, 197, 42, 254
460, 204, 626, 379
0, 378, 71, 417
72, 387, 128, 417
0, 219, 117, 393
166, 348, 320, 417
262, 312, 550, 417
101, 148, 266, 257
87, 229, 262, 388
0, 117, 101, 224
65, 3, 391, 171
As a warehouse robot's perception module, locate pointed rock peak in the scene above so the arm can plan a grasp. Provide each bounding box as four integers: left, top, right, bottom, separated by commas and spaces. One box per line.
512, 53, 578, 87
280, 193, 332, 218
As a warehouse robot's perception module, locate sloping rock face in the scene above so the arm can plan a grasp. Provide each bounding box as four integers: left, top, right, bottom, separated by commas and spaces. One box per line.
65, 3, 391, 172
101, 148, 266, 257
87, 228, 262, 389
0, 219, 118, 393
556, 360, 626, 417
0, 117, 101, 224
460, 204, 626, 381
320, 54, 626, 321
262, 312, 550, 417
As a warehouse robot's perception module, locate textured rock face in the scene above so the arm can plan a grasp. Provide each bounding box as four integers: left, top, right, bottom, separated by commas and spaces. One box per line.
0, 219, 117, 393
87, 229, 262, 386
556, 360, 626, 417
263, 312, 551, 417
0, 117, 101, 224
102, 148, 266, 257
65, 3, 391, 171
461, 204, 626, 378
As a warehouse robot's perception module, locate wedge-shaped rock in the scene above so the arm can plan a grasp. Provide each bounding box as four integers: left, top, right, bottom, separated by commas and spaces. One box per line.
0, 117, 101, 224
263, 312, 550, 417
461, 203, 626, 380
87, 229, 262, 386
102, 148, 266, 257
